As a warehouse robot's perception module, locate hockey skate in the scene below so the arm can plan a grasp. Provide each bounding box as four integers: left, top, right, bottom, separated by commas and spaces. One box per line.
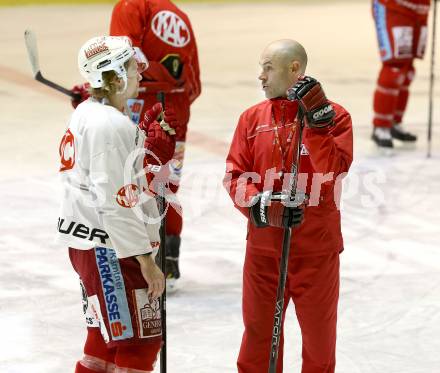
390, 123, 417, 143
165, 235, 181, 293
372, 127, 394, 155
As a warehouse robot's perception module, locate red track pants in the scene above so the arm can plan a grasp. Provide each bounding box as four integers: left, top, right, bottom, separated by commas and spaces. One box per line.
238, 250, 340, 373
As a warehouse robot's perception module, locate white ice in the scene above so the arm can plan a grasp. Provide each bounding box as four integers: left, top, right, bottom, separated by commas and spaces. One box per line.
0, 2, 439, 372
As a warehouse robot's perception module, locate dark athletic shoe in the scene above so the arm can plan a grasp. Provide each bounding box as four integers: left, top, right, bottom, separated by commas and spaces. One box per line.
372, 127, 393, 148
391, 124, 417, 142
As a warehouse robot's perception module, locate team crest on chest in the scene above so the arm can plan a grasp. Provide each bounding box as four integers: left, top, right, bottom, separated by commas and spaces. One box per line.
59, 129, 75, 171
151, 10, 190, 48
116, 184, 140, 208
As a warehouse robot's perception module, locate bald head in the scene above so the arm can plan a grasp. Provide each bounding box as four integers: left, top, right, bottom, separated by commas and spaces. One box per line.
263, 39, 308, 74
259, 39, 308, 99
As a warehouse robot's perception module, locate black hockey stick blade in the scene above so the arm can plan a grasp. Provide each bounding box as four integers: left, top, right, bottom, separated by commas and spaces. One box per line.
35, 71, 78, 99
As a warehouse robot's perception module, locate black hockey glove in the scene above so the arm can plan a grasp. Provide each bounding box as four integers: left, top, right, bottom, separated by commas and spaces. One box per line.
249, 192, 306, 229
287, 76, 335, 129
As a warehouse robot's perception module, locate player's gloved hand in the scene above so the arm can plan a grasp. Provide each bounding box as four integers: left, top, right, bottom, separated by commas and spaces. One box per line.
249, 191, 306, 229
161, 107, 184, 139
71, 83, 90, 109
139, 103, 178, 136
139, 102, 163, 132
140, 103, 176, 166
287, 76, 335, 129
145, 161, 173, 195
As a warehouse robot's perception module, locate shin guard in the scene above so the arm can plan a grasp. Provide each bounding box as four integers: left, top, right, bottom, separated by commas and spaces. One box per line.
394, 64, 415, 124
373, 63, 406, 127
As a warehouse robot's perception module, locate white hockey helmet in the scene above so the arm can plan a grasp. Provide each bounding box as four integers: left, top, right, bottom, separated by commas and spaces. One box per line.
78, 36, 136, 89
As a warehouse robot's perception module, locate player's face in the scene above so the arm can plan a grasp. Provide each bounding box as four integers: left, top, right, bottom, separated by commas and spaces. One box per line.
125, 58, 142, 99
259, 52, 297, 99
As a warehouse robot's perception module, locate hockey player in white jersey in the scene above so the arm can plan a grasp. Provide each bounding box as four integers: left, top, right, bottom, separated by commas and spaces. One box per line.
56, 36, 176, 373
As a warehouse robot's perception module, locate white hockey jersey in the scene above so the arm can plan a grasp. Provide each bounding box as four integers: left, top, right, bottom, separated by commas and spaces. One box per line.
56, 99, 160, 258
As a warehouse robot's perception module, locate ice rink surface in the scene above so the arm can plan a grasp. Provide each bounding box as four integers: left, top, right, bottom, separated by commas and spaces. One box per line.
1, 1, 440, 372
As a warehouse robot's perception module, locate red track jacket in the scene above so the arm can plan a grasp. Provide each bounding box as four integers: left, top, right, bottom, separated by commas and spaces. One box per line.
224, 98, 353, 257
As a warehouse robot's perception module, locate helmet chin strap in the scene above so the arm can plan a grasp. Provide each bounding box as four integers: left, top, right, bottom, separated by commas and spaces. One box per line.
113, 62, 129, 94
113, 76, 130, 114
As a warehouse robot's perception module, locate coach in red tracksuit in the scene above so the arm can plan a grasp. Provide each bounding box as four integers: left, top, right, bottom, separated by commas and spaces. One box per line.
224, 39, 353, 373
371, 0, 431, 148
110, 0, 202, 286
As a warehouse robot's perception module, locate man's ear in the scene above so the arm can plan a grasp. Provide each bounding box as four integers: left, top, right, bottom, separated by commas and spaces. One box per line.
291, 60, 301, 74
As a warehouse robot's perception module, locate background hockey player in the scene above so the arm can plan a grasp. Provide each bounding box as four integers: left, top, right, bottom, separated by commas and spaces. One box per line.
371, 0, 431, 148
224, 39, 353, 373
58, 35, 176, 373
110, 0, 201, 289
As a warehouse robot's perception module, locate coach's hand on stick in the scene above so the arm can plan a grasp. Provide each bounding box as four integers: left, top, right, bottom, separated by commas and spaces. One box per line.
249, 192, 307, 229
287, 76, 335, 129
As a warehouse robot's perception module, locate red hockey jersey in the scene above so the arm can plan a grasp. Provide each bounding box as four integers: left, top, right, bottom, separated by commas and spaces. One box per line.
110, 0, 201, 131
380, 0, 431, 18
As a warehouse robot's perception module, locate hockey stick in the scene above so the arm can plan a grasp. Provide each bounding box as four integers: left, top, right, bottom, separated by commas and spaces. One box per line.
24, 29, 80, 100
23, 31, 181, 101
268, 114, 305, 373
156, 91, 167, 373
427, 0, 437, 158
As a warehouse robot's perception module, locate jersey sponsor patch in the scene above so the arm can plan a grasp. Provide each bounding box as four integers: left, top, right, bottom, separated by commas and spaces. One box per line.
127, 99, 144, 125
80, 281, 110, 342
115, 184, 140, 208
59, 129, 75, 172
57, 218, 110, 244
95, 247, 133, 341
392, 26, 413, 59
132, 289, 162, 339
151, 10, 191, 48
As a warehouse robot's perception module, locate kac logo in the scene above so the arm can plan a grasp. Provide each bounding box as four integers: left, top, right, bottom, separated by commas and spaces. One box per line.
151, 10, 190, 48
59, 129, 75, 171
116, 184, 140, 208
